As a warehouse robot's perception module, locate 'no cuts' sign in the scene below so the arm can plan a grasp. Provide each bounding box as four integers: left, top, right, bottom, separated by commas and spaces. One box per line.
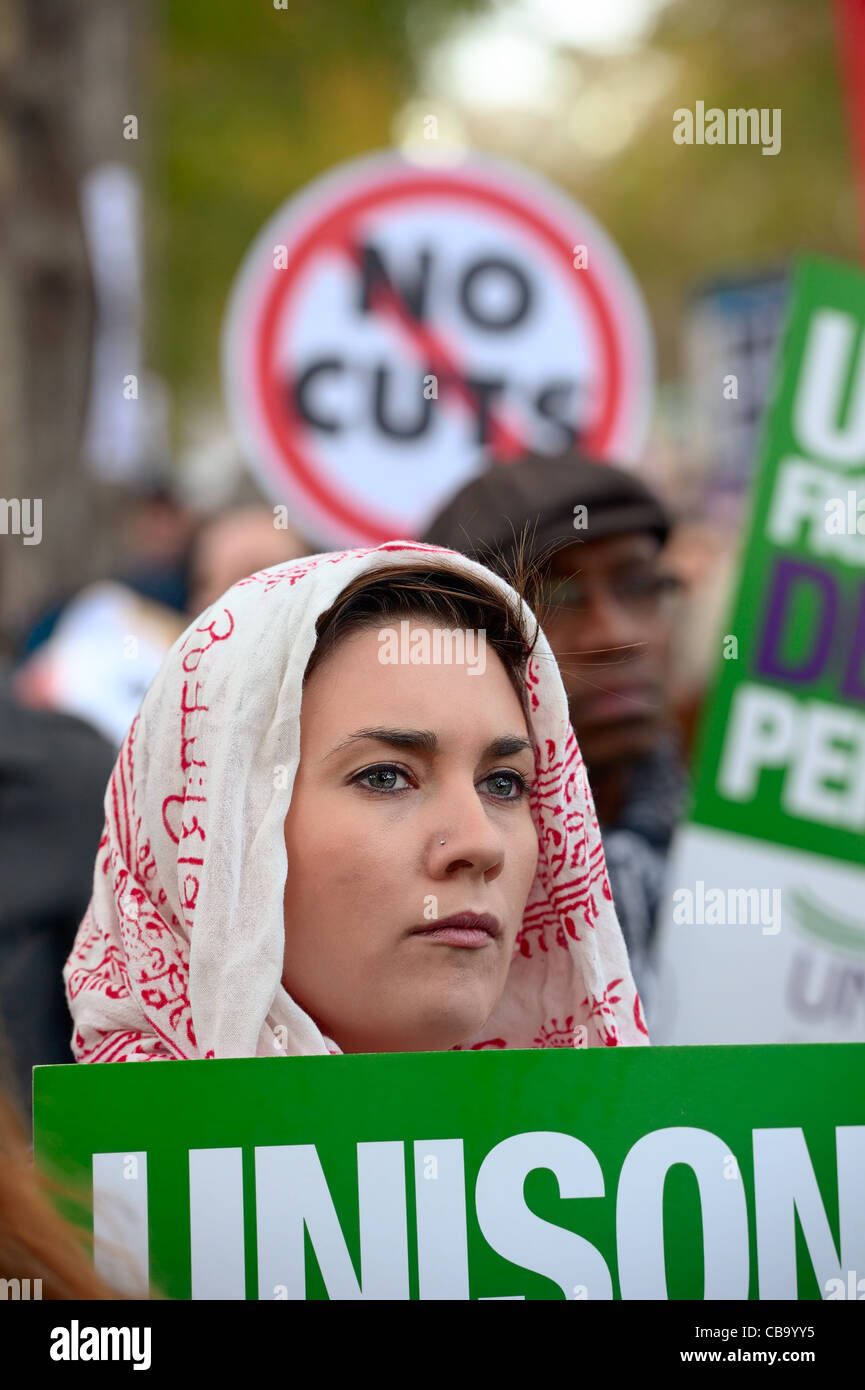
222, 151, 654, 546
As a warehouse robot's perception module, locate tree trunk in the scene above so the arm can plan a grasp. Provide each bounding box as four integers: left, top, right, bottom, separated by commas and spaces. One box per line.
0, 0, 146, 652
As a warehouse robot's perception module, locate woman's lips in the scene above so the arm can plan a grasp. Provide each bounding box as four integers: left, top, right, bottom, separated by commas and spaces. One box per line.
412, 926, 491, 948
410, 912, 501, 949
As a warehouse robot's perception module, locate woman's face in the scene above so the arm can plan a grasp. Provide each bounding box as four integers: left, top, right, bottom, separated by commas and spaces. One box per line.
282, 621, 539, 1053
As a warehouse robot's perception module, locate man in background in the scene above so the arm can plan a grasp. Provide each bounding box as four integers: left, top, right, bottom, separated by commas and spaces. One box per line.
423, 452, 688, 1010
0, 681, 115, 1119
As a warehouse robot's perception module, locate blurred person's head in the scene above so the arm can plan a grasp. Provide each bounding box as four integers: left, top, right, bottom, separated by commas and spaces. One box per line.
658, 518, 741, 759
188, 505, 311, 615
121, 482, 196, 568
116, 482, 198, 615
422, 453, 680, 788
65, 543, 649, 1066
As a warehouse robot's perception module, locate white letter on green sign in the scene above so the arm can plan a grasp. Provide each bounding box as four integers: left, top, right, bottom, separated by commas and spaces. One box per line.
475, 1131, 612, 1300
254, 1142, 409, 1299
754, 1126, 865, 1298
616, 1127, 749, 1298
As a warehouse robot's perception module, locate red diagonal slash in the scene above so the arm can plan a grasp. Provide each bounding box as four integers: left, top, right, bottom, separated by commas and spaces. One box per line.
340, 237, 527, 461
253, 170, 623, 541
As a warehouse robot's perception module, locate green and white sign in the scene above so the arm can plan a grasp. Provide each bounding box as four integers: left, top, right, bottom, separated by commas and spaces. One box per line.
33, 1045, 865, 1300
654, 258, 865, 1045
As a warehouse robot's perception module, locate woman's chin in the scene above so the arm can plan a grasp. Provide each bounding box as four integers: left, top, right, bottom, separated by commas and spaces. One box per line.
381, 998, 498, 1054
334, 1005, 496, 1054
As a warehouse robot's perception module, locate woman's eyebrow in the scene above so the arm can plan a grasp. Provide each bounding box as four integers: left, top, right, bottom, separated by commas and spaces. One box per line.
486, 735, 534, 758
323, 729, 534, 761
323, 727, 438, 760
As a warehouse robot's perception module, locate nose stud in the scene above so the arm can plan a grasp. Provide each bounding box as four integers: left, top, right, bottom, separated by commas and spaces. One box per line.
440, 838, 446, 845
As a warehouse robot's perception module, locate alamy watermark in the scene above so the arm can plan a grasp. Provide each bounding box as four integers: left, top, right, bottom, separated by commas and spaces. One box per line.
824, 490, 865, 535
1, 1276, 42, 1299
377, 620, 486, 675
824, 1270, 865, 1299
673, 103, 781, 156
0, 498, 41, 545
671, 880, 781, 935
50, 1321, 151, 1369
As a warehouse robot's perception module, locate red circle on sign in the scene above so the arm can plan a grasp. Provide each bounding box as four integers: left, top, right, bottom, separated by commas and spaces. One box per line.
251, 170, 626, 544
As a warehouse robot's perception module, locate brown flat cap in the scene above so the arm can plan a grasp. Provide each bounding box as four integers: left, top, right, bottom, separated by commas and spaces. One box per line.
421, 451, 671, 576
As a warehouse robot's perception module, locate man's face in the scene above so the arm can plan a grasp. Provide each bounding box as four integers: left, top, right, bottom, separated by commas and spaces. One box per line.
538, 533, 677, 771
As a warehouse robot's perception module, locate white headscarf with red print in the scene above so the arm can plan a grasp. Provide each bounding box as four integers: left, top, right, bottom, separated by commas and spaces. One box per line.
64, 542, 650, 1062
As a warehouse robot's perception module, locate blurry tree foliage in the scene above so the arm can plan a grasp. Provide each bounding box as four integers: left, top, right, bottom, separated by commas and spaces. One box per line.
151, 0, 857, 411
563, 0, 858, 374
150, 0, 487, 413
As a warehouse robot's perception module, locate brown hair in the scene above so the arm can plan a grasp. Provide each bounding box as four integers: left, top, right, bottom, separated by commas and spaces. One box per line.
304, 558, 541, 711
0, 1090, 126, 1299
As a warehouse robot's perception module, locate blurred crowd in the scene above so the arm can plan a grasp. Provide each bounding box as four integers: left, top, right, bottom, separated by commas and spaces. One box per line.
0, 489, 312, 1116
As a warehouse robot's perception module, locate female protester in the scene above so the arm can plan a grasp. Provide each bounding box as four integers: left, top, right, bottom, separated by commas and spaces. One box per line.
63, 542, 649, 1060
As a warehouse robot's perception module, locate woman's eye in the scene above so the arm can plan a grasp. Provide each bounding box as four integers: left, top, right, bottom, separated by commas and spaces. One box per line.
481, 770, 528, 800
352, 765, 527, 798
353, 764, 411, 793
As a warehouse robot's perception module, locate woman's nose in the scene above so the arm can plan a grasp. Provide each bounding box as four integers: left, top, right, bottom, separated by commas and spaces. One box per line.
429, 781, 505, 878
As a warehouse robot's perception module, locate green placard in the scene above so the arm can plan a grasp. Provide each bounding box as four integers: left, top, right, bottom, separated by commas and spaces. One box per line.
689, 256, 865, 864
33, 1045, 865, 1300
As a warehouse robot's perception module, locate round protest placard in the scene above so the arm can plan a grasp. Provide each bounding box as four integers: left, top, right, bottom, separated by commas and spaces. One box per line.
223, 150, 654, 546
